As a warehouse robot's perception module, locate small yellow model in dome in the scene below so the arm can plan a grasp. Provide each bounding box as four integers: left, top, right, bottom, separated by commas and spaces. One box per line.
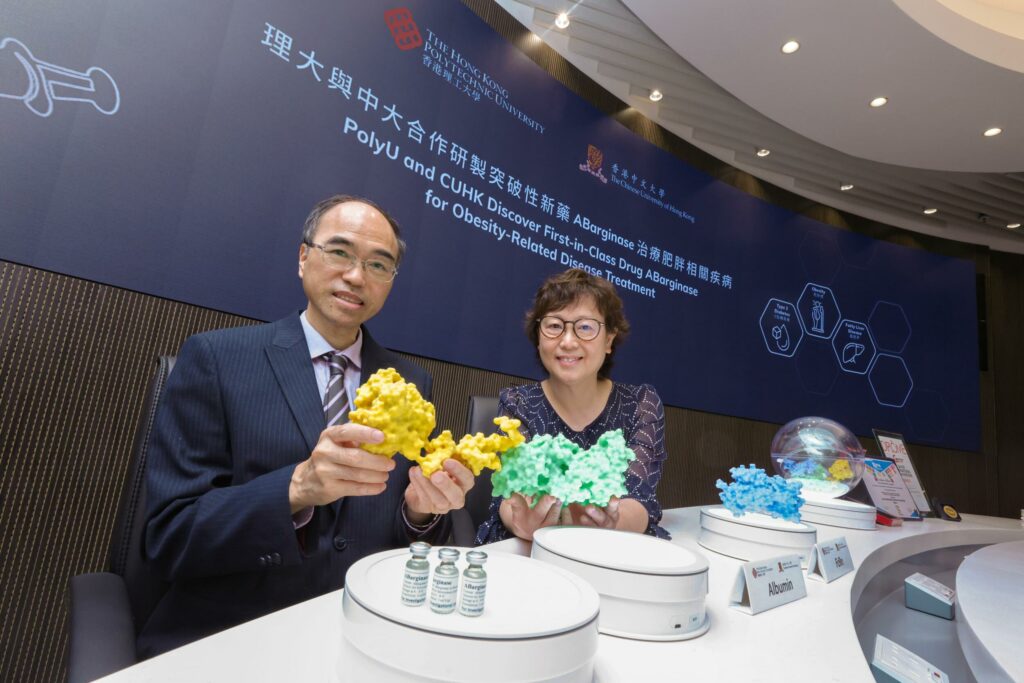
828, 458, 853, 481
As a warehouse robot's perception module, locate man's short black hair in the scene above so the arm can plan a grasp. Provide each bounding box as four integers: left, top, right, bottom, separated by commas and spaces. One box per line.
302, 195, 406, 265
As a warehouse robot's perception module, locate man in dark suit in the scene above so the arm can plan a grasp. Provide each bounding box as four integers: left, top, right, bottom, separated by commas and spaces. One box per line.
138, 195, 473, 657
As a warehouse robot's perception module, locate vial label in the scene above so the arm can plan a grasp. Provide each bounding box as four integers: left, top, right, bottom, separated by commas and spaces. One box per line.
401, 567, 429, 606
430, 573, 458, 613
459, 575, 487, 616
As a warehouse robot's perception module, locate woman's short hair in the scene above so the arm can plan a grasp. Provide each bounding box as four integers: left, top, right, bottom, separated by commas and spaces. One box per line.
525, 268, 631, 378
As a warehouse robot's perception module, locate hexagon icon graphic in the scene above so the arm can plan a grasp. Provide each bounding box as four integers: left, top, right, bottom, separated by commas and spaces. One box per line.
868, 301, 911, 353
760, 298, 803, 358
831, 319, 876, 374
797, 283, 841, 339
869, 354, 913, 408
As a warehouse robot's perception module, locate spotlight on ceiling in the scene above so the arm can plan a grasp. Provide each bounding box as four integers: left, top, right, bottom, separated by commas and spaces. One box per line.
555, 12, 570, 29
649, 89, 663, 102
756, 148, 771, 157
781, 40, 800, 54
870, 96, 888, 108
840, 183, 854, 192
1008, 222, 1021, 229
922, 207, 938, 215
984, 127, 1003, 137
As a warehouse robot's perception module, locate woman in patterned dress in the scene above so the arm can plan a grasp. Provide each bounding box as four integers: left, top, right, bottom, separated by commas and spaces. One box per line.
476, 268, 669, 543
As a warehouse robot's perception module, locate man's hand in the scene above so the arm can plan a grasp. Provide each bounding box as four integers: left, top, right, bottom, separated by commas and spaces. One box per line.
289, 423, 394, 513
404, 459, 474, 523
500, 493, 562, 541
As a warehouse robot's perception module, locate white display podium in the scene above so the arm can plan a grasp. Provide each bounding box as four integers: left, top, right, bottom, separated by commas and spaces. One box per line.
340, 548, 600, 682
698, 505, 818, 566
800, 495, 877, 530
531, 526, 709, 641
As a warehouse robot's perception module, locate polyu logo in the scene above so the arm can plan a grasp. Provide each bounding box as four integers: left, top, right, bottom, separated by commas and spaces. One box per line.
384, 8, 423, 50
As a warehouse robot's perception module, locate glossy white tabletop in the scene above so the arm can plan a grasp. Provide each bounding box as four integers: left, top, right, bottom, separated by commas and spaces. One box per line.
98, 507, 1024, 683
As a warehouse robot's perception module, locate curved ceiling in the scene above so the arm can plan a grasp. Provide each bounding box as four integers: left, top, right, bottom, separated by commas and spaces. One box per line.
494, 0, 1024, 254
895, 0, 1024, 72
622, 0, 1024, 172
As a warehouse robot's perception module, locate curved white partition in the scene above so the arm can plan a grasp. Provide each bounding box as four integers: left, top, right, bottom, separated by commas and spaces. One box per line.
955, 540, 1024, 683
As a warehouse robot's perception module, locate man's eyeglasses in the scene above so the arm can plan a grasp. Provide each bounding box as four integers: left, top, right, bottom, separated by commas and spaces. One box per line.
303, 240, 398, 282
537, 316, 605, 341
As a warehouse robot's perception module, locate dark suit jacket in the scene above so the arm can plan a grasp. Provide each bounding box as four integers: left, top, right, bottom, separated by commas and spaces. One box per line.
138, 312, 445, 657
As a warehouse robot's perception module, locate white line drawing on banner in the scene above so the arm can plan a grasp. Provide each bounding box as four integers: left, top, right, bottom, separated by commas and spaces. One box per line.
811, 300, 825, 334
772, 324, 790, 352
0, 37, 120, 117
842, 342, 865, 364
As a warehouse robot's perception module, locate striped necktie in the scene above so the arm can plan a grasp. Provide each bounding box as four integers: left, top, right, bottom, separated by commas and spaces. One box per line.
322, 351, 349, 427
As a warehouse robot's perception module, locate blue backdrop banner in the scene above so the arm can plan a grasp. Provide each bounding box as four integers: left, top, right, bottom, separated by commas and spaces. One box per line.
0, 0, 980, 450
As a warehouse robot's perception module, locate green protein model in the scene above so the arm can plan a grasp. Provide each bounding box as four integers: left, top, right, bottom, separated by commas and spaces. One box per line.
491, 429, 635, 507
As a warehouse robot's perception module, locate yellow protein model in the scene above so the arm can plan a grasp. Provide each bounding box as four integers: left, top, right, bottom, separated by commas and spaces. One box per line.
349, 368, 524, 475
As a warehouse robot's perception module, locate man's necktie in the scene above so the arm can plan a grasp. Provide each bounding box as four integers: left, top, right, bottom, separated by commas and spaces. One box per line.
322, 351, 349, 427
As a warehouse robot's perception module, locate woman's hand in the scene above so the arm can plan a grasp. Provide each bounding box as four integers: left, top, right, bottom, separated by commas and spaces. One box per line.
568, 497, 621, 529
500, 493, 562, 541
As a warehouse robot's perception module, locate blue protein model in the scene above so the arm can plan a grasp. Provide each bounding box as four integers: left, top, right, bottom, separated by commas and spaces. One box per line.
715, 464, 805, 523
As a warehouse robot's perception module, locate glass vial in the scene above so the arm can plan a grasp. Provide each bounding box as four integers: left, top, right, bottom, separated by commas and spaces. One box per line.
401, 542, 431, 607
459, 550, 488, 617
429, 547, 460, 614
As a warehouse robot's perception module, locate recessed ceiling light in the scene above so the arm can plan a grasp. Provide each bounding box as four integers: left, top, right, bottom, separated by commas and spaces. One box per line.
1008, 222, 1021, 229
781, 40, 800, 54
870, 97, 888, 108
984, 127, 1003, 137
756, 148, 771, 157
555, 12, 570, 29
649, 89, 663, 102
840, 183, 854, 191
923, 207, 938, 215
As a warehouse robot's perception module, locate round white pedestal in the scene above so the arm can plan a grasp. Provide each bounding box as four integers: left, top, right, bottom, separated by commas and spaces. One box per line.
698, 506, 818, 566
800, 495, 876, 530
340, 547, 599, 683
531, 527, 710, 641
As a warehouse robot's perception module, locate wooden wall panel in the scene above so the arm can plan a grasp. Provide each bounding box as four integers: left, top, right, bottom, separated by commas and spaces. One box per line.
989, 250, 1024, 520
0, 262, 255, 683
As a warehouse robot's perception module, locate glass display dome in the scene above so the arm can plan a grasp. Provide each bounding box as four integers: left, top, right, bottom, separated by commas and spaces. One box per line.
770, 417, 865, 500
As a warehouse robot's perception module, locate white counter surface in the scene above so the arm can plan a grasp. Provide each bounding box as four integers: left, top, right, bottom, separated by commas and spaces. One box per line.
98, 507, 1024, 683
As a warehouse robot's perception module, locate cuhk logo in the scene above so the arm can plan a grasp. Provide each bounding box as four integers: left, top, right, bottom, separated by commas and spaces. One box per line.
384, 8, 422, 50
577, 144, 608, 184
